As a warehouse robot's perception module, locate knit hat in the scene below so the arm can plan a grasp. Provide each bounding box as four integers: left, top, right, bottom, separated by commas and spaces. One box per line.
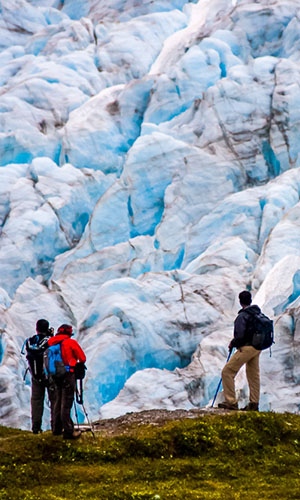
57, 324, 73, 336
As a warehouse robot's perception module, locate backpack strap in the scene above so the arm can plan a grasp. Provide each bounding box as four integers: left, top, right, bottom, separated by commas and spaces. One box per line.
23, 367, 29, 381
58, 339, 70, 371
21, 338, 29, 355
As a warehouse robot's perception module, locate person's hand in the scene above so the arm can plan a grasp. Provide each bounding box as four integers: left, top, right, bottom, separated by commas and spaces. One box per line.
228, 341, 233, 351
74, 362, 87, 380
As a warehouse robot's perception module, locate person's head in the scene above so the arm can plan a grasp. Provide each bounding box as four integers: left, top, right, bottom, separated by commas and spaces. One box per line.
239, 290, 252, 308
57, 324, 73, 336
36, 319, 49, 334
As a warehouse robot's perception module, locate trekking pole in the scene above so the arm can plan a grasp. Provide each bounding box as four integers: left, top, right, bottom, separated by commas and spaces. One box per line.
81, 401, 95, 439
75, 379, 84, 405
74, 401, 81, 432
211, 348, 233, 408
75, 379, 96, 439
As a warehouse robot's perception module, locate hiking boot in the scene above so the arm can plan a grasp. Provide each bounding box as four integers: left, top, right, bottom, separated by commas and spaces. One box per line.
63, 430, 81, 440
32, 429, 43, 434
218, 402, 239, 410
241, 402, 259, 411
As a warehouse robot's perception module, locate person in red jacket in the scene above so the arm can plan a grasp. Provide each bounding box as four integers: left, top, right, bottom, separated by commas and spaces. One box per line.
48, 324, 86, 439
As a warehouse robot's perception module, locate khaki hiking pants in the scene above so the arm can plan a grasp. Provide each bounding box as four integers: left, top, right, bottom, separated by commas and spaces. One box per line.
222, 346, 261, 405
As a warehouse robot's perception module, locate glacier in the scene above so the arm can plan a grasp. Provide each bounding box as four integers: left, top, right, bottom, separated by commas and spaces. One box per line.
0, 0, 300, 430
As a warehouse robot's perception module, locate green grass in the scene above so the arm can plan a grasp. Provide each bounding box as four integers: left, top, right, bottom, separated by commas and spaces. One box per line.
1, 412, 300, 500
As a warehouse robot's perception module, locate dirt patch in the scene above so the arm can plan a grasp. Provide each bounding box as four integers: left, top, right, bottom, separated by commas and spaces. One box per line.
83, 408, 233, 436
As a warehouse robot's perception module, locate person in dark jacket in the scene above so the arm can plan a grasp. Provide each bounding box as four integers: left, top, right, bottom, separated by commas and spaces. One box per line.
47, 324, 86, 439
218, 290, 261, 411
25, 319, 54, 433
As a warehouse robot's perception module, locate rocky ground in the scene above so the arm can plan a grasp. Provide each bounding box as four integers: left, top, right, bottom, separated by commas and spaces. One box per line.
88, 407, 231, 436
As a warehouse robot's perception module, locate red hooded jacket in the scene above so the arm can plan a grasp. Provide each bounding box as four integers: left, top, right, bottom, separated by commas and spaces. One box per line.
48, 334, 86, 371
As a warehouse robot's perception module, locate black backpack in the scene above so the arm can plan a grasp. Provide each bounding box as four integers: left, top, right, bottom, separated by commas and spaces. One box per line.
250, 311, 274, 351
24, 335, 49, 381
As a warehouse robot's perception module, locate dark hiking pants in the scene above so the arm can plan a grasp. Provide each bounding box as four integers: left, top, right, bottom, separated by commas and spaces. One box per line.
31, 377, 54, 432
51, 372, 76, 437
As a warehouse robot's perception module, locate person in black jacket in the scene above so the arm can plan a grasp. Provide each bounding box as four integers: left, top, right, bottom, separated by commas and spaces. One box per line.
25, 319, 54, 433
218, 290, 261, 411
